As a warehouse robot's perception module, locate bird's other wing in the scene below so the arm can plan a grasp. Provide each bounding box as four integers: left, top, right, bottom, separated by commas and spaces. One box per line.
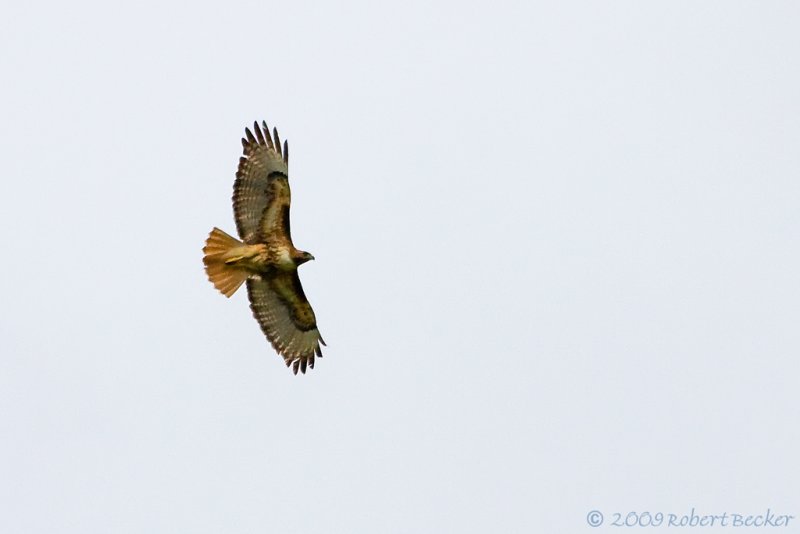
256, 162, 292, 243
246, 273, 325, 374
233, 121, 289, 244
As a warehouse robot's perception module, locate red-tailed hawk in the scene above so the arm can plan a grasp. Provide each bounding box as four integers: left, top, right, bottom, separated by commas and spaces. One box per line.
203, 121, 325, 374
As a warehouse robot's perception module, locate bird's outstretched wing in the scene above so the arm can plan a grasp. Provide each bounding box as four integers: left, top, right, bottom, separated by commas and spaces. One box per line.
233, 121, 290, 244
246, 274, 325, 374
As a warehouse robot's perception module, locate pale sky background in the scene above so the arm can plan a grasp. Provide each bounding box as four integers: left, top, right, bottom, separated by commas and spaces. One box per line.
1, 1, 799, 533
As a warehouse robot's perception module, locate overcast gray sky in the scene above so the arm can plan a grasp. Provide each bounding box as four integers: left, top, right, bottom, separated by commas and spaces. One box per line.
1, 1, 799, 533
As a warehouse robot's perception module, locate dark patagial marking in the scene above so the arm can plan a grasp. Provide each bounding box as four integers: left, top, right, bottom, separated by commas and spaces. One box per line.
290, 273, 309, 303
281, 205, 291, 238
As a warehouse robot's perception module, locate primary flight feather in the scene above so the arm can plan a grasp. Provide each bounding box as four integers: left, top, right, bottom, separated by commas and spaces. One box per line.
203, 121, 325, 374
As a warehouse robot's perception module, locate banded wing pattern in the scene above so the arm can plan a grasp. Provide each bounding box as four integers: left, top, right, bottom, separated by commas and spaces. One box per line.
233, 121, 289, 244
246, 274, 325, 374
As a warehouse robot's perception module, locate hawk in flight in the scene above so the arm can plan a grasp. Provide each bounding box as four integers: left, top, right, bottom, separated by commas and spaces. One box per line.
203, 121, 325, 374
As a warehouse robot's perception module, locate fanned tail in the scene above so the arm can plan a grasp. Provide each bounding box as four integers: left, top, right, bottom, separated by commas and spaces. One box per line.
203, 227, 249, 297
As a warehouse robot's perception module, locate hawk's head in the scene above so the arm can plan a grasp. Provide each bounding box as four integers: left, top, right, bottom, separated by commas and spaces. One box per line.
294, 251, 315, 266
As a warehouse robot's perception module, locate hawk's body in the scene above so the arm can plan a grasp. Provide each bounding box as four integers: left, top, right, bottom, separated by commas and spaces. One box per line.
203, 121, 324, 374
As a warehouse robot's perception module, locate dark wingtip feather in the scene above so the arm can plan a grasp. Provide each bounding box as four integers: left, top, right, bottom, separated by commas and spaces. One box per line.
284, 140, 289, 164
253, 121, 266, 145
245, 127, 256, 144
292, 360, 300, 374
273, 127, 282, 156
261, 121, 274, 148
